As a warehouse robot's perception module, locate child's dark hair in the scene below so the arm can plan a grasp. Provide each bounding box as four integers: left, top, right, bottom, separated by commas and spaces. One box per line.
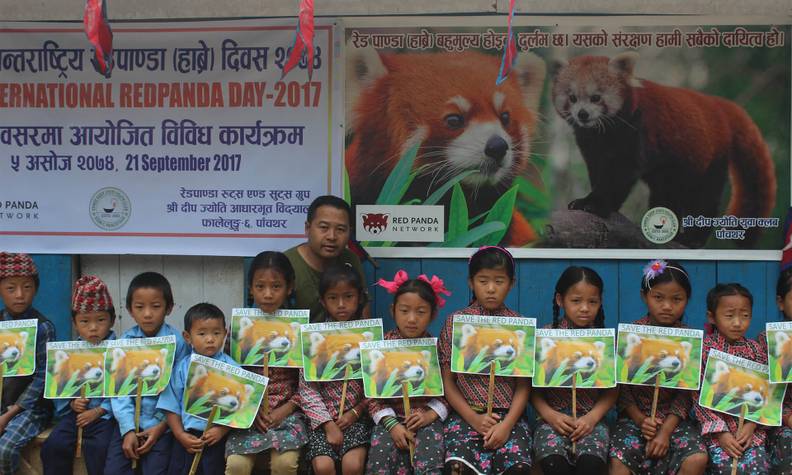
706, 283, 753, 314
125, 272, 174, 311
184, 302, 225, 331
319, 263, 367, 317
640, 260, 692, 298
776, 267, 792, 299
247, 251, 295, 306
392, 279, 439, 317
552, 266, 605, 328
468, 246, 515, 281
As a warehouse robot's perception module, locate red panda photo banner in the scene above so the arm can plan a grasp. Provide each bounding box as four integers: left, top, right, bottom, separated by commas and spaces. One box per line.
765, 321, 792, 383
359, 338, 443, 398
230, 308, 310, 368
533, 328, 616, 388
300, 319, 384, 382
450, 314, 536, 377
616, 324, 703, 390
103, 335, 176, 397
699, 349, 786, 426
344, 18, 790, 259
45, 341, 107, 398
0, 319, 38, 378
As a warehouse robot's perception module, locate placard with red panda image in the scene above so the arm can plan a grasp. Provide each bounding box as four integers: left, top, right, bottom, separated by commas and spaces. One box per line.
450, 314, 536, 377
359, 338, 443, 398
230, 308, 309, 368
699, 349, 785, 426
0, 319, 38, 377
104, 336, 177, 397
183, 354, 268, 429
616, 324, 703, 390
533, 328, 616, 388
765, 321, 792, 383
44, 341, 107, 399
300, 319, 384, 381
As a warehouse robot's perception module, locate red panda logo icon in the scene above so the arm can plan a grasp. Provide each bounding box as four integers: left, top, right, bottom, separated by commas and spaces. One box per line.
362, 213, 389, 234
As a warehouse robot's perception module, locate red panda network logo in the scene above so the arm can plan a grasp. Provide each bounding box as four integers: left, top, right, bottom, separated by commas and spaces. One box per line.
361, 213, 389, 234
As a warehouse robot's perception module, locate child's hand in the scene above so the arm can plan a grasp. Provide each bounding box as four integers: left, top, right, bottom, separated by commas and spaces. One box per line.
483, 421, 511, 450
645, 431, 670, 459
336, 409, 359, 431
545, 409, 576, 437
75, 408, 102, 428
640, 416, 659, 440
122, 431, 140, 460
136, 422, 167, 455
388, 423, 414, 450
70, 398, 89, 413
323, 421, 343, 452
405, 408, 438, 432
473, 413, 500, 436
201, 426, 229, 446
177, 431, 204, 454
569, 413, 596, 442
0, 413, 11, 435
735, 422, 756, 450
268, 405, 291, 430
717, 432, 744, 459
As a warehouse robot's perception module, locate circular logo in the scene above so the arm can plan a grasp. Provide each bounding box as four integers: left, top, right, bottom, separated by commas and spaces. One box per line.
641, 207, 678, 244
89, 187, 131, 231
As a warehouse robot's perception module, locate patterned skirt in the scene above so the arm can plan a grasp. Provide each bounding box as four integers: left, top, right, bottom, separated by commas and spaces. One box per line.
225, 412, 309, 456
608, 418, 706, 475
533, 410, 609, 465
444, 410, 532, 475
705, 438, 769, 475
307, 420, 371, 461
366, 419, 444, 475
769, 426, 792, 475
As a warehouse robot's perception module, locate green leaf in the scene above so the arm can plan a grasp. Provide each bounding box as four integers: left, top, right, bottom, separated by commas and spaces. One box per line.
242, 341, 265, 365
380, 370, 401, 397
548, 359, 571, 387
466, 347, 491, 374
186, 393, 214, 415
437, 222, 506, 248
446, 184, 469, 243
319, 354, 340, 380
376, 142, 419, 205
515, 176, 548, 209
472, 184, 518, 247
343, 165, 352, 204
422, 170, 477, 206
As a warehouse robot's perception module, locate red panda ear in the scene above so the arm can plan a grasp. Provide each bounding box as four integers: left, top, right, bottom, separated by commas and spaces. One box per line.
608, 52, 639, 78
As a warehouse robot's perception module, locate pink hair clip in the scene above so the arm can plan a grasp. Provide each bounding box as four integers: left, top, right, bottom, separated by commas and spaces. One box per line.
376, 270, 451, 309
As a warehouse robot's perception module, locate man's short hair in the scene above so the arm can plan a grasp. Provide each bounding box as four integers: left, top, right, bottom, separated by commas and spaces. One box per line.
306, 195, 352, 224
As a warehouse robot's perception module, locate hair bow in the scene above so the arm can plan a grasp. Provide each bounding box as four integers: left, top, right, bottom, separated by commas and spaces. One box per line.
376, 270, 451, 309
376, 270, 410, 294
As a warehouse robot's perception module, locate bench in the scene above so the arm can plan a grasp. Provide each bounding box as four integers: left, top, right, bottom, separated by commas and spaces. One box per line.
18, 428, 88, 475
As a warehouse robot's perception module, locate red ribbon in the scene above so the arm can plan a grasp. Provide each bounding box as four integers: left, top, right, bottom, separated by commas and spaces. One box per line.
496, 0, 518, 85
282, 0, 315, 79
83, 0, 114, 78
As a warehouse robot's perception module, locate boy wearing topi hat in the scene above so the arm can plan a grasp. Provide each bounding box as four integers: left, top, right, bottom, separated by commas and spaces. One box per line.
0, 252, 56, 474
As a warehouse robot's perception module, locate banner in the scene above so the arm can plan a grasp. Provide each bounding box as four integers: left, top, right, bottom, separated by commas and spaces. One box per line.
300, 319, 384, 381
765, 321, 792, 383
0, 19, 342, 256
360, 338, 443, 398
45, 341, 107, 398
229, 308, 310, 367
699, 349, 785, 426
344, 18, 790, 259
104, 336, 176, 397
184, 353, 268, 429
0, 319, 38, 377
616, 324, 703, 390
450, 314, 536, 377
533, 328, 616, 388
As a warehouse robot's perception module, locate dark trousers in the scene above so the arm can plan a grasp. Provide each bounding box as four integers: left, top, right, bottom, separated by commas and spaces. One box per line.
41, 412, 114, 475
104, 421, 174, 475
167, 429, 226, 475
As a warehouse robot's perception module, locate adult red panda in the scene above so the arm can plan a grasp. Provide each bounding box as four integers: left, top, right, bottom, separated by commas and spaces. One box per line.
551, 52, 776, 247
346, 47, 546, 246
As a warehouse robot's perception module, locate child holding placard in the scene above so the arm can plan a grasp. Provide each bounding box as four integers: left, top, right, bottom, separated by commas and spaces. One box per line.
158, 303, 236, 474
531, 266, 617, 474
225, 252, 308, 475
41, 275, 117, 475
439, 246, 532, 474
299, 264, 370, 475
366, 271, 450, 475
609, 260, 708, 475
694, 284, 769, 474
106, 272, 190, 475
0, 252, 56, 475
756, 268, 792, 474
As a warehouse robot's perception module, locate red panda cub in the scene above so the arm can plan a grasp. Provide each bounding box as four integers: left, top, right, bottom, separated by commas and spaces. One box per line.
551, 52, 776, 248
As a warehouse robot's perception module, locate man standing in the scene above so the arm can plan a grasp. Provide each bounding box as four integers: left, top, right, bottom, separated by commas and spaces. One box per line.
285, 195, 369, 322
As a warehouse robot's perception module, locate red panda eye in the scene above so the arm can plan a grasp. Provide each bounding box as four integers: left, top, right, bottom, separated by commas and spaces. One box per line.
591, 94, 601, 103
569, 94, 577, 103
500, 111, 510, 126
445, 114, 465, 130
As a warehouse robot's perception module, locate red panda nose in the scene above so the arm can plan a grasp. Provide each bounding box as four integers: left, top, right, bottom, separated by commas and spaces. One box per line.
484, 135, 509, 164
577, 110, 590, 121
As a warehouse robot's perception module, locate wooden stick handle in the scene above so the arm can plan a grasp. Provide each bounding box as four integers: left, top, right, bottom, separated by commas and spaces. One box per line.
338, 365, 351, 418
486, 362, 495, 418
650, 376, 661, 421
188, 405, 220, 475
132, 375, 143, 469
75, 385, 88, 459
731, 405, 747, 475
402, 382, 414, 467
262, 353, 270, 416
0, 364, 4, 403
572, 375, 577, 455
